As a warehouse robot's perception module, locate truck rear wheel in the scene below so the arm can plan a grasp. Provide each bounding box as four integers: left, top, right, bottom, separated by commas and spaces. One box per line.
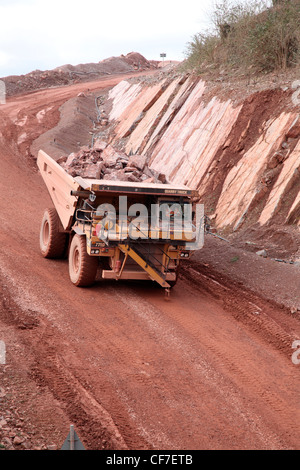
69, 234, 98, 287
40, 208, 67, 259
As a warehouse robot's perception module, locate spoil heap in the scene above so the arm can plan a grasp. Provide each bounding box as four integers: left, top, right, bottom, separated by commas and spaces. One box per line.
2, 52, 156, 97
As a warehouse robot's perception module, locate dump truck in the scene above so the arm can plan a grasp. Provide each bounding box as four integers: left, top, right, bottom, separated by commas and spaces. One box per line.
37, 150, 204, 294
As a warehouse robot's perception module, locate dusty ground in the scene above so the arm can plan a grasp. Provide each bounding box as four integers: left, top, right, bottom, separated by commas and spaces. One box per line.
0, 71, 299, 451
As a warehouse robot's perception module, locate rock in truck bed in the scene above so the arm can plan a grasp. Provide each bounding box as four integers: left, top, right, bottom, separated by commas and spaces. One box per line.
56, 139, 167, 185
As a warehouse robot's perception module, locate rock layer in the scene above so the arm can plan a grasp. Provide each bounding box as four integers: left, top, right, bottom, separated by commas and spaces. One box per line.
104, 77, 300, 234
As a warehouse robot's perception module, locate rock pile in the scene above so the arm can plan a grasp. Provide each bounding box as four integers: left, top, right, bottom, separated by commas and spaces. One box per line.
0, 386, 58, 450
2, 52, 156, 97
57, 139, 167, 184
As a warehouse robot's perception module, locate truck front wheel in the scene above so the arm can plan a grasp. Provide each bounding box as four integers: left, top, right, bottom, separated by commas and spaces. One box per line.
69, 234, 98, 287
40, 208, 67, 259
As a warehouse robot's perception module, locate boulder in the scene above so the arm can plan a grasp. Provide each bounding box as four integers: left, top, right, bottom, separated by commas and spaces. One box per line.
93, 138, 107, 152
141, 176, 155, 183
127, 173, 141, 182
65, 152, 78, 167
103, 169, 130, 181
256, 249, 267, 258
101, 146, 121, 167
128, 154, 147, 171
81, 161, 103, 179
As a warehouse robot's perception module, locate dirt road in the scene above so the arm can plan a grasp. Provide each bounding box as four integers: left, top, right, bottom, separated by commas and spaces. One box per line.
0, 74, 299, 450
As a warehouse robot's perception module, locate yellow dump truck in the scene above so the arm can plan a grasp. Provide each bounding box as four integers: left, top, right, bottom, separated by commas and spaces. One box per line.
38, 150, 204, 293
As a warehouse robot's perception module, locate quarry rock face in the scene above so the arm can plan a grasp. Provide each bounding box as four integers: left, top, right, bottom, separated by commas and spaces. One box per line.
215, 112, 298, 230
259, 131, 300, 226
104, 77, 300, 233
56, 73, 299, 243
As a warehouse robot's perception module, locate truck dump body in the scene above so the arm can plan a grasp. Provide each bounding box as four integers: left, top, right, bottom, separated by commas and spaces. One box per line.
38, 150, 204, 290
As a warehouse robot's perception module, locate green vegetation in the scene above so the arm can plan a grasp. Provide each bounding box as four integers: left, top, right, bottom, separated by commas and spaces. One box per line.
184, 0, 300, 73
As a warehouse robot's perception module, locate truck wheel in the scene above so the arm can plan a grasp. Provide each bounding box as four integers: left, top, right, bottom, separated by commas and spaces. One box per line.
40, 208, 67, 259
69, 235, 98, 287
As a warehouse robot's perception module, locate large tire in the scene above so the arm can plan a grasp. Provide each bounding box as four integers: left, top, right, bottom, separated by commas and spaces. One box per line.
69, 234, 98, 287
40, 208, 67, 259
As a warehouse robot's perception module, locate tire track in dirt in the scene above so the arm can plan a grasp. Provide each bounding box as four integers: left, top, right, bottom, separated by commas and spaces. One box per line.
1, 226, 299, 449
28, 330, 128, 450
0, 249, 153, 449
174, 265, 300, 447
0, 271, 130, 450
105, 283, 298, 449
173, 286, 299, 445
181, 263, 299, 358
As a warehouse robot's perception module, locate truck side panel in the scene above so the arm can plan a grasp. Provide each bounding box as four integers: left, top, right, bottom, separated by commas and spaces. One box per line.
37, 150, 81, 231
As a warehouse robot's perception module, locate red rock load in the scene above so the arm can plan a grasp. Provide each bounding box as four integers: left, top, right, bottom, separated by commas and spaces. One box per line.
57, 139, 167, 184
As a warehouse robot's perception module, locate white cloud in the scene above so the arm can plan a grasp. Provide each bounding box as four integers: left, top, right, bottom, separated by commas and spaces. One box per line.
0, 0, 214, 76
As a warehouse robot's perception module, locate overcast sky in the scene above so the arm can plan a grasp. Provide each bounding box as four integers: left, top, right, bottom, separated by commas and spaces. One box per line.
0, 0, 215, 77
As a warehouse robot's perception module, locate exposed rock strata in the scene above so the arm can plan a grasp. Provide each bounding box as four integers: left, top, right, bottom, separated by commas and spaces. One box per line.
104, 77, 300, 234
